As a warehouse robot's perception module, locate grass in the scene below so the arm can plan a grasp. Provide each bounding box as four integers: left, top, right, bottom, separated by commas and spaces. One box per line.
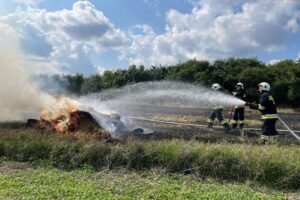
1, 129, 300, 190
0, 164, 286, 200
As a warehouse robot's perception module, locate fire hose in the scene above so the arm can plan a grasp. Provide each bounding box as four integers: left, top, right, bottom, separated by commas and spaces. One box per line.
278, 117, 300, 142
129, 116, 300, 135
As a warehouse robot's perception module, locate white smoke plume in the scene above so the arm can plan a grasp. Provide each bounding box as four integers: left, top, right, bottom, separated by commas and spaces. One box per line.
0, 26, 55, 121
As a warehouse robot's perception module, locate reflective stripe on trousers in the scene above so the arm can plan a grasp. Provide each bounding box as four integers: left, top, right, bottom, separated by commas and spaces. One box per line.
260, 135, 279, 143
261, 114, 279, 119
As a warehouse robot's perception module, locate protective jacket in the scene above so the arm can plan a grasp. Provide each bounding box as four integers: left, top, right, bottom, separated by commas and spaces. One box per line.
249, 91, 278, 119
232, 89, 246, 108
232, 89, 246, 101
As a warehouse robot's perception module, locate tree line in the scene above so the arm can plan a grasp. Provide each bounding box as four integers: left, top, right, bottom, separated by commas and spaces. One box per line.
39, 58, 300, 107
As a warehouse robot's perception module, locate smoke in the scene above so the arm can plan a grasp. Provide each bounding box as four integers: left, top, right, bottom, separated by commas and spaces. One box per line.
0, 39, 55, 121
30, 74, 69, 95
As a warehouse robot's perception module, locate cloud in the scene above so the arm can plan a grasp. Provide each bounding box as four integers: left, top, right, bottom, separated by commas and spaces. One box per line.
297, 52, 300, 60
0, 21, 19, 48
1, 0, 128, 74
96, 66, 107, 75
267, 59, 284, 65
13, 0, 46, 7
123, 0, 300, 66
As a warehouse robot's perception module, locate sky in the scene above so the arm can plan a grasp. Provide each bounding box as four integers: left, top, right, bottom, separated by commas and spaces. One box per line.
0, 0, 300, 75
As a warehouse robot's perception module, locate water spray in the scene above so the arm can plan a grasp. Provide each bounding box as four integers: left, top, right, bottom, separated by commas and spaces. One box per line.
75, 81, 245, 138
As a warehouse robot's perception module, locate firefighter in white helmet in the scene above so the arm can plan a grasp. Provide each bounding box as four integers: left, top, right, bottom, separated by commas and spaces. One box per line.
246, 82, 279, 144
208, 83, 231, 133
231, 82, 246, 130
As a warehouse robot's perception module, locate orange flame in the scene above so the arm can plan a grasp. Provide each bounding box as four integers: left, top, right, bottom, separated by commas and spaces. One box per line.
40, 97, 80, 133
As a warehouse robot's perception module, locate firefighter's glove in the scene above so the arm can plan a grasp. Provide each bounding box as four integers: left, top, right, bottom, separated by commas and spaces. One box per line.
246, 102, 258, 110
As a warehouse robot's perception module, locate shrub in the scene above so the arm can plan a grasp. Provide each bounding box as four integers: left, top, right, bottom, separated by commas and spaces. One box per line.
198, 149, 249, 180
0, 142, 4, 157
127, 144, 150, 170
50, 142, 83, 170
17, 141, 52, 162
81, 142, 111, 170
108, 145, 128, 169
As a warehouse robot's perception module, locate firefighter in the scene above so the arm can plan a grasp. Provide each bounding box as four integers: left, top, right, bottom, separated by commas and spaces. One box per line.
231, 82, 246, 129
246, 82, 279, 144
207, 83, 231, 133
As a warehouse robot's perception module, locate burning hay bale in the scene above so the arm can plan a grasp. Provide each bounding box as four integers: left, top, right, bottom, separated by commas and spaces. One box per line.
25, 97, 110, 137
40, 110, 110, 136
69, 110, 102, 132
25, 97, 149, 140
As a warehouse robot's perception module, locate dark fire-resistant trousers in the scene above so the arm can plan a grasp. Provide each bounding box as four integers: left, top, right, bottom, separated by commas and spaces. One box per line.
262, 119, 278, 136
260, 119, 279, 144
233, 107, 244, 121
232, 107, 245, 128
208, 109, 226, 125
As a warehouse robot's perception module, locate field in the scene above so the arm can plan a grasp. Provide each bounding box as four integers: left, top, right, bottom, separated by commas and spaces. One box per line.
0, 107, 300, 199
0, 163, 287, 199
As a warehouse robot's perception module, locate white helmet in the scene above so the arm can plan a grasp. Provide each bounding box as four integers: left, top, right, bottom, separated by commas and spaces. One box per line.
258, 82, 270, 91
235, 82, 244, 89
212, 83, 221, 91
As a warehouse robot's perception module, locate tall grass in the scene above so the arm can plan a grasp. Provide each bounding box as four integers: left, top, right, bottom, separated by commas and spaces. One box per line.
0, 130, 300, 189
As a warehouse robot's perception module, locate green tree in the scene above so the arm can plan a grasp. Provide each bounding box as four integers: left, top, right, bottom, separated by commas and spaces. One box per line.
81, 75, 102, 94
113, 70, 127, 87
102, 71, 116, 89
65, 74, 84, 95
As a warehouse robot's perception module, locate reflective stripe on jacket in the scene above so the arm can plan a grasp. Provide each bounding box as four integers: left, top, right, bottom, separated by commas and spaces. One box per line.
259, 92, 278, 119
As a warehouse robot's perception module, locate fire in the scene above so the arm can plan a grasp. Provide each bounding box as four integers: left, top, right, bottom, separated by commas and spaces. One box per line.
40, 97, 80, 133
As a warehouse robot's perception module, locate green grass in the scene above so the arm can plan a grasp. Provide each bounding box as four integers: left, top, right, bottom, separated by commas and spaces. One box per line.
0, 166, 285, 200
1, 129, 300, 190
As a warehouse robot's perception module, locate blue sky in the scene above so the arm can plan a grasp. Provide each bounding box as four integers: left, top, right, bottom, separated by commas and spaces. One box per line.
0, 0, 299, 75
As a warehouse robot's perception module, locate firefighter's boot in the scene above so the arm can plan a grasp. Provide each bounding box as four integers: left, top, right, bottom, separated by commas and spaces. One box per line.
239, 123, 244, 129
231, 123, 237, 129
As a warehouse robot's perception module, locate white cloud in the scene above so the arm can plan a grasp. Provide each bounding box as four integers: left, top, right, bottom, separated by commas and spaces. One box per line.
0, 22, 18, 47
267, 59, 284, 65
14, 0, 45, 6
297, 52, 300, 60
123, 0, 300, 66
96, 66, 107, 75
1, 0, 128, 74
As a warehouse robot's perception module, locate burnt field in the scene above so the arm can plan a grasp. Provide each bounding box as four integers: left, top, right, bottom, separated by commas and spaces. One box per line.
115, 105, 300, 144
0, 106, 300, 145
